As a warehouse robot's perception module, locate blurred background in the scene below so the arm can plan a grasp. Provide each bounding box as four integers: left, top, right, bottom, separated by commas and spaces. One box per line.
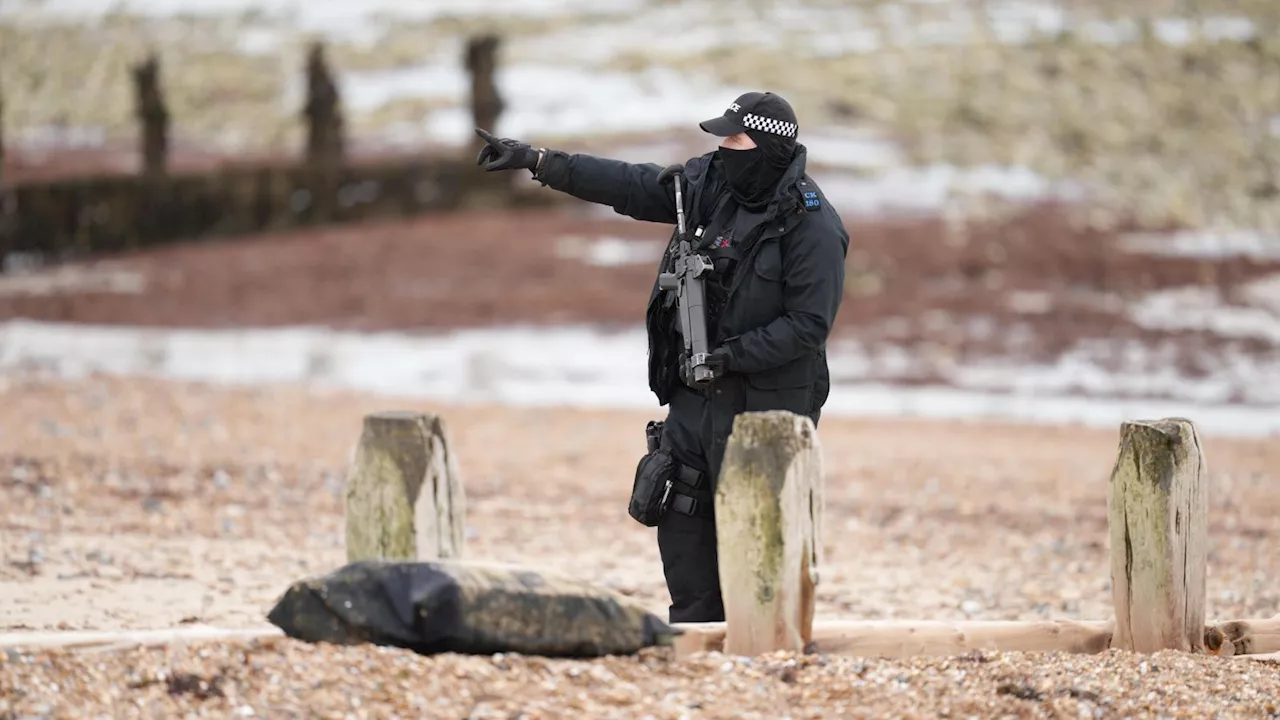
3, 1, 1280, 678
1, 0, 1278, 431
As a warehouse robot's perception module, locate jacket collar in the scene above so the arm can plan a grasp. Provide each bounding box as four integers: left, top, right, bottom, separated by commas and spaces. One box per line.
684, 143, 811, 231
768, 143, 809, 212
757, 145, 812, 236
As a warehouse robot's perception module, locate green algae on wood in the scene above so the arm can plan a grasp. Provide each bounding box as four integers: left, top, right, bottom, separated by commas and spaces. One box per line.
716, 410, 824, 657
1107, 417, 1208, 653
344, 411, 467, 564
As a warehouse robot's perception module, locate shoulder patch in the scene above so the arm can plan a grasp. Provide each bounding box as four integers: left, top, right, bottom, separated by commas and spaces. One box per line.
794, 178, 821, 210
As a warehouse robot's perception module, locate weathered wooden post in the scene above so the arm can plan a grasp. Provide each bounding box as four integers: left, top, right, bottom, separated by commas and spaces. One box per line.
715, 410, 823, 656
131, 52, 169, 177
303, 41, 344, 166
462, 33, 508, 208
302, 41, 343, 223
1, 84, 6, 186
344, 411, 466, 562
465, 34, 504, 135
1107, 417, 1208, 653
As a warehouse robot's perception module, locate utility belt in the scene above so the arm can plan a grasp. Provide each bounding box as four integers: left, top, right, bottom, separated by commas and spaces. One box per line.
628, 421, 714, 526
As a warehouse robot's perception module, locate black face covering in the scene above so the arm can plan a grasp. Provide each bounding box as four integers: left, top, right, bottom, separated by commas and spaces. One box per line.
716, 129, 796, 209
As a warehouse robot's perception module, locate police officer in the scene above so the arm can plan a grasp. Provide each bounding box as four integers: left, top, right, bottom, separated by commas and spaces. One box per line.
475, 91, 849, 623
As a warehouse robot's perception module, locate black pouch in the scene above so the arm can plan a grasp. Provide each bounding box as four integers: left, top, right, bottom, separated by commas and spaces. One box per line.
629, 421, 675, 527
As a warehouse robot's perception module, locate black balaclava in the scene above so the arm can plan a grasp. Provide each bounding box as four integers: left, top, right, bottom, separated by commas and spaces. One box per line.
698, 91, 800, 209
716, 128, 796, 209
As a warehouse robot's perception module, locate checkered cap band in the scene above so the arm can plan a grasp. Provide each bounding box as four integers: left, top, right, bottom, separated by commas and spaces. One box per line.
742, 112, 796, 138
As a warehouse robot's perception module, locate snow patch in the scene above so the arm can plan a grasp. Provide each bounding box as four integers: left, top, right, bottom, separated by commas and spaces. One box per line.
816, 163, 1081, 217
0, 265, 148, 297
1, 319, 1275, 437
1128, 286, 1280, 345
554, 236, 665, 268
1119, 229, 1280, 260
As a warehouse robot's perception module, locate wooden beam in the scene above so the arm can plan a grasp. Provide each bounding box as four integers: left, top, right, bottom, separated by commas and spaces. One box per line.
1206, 618, 1280, 657
1238, 652, 1280, 662
344, 411, 467, 563
6, 618, 1276, 659
1107, 418, 1208, 653
673, 619, 1115, 659
0, 626, 283, 653
715, 410, 824, 657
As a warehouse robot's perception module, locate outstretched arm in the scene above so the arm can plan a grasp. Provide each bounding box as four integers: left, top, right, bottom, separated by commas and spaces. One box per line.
533, 150, 678, 225
473, 128, 678, 225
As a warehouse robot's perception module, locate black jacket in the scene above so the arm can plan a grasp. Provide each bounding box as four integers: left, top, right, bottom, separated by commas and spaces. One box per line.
534, 144, 849, 418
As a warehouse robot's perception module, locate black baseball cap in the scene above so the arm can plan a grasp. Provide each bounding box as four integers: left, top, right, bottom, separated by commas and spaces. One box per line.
699, 91, 798, 139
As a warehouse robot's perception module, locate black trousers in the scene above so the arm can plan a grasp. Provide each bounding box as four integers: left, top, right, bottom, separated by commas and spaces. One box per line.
654, 381, 823, 624
655, 385, 728, 624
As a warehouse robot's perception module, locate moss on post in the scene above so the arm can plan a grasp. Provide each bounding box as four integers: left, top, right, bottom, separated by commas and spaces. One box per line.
1107, 417, 1208, 653
344, 411, 466, 563
715, 410, 823, 657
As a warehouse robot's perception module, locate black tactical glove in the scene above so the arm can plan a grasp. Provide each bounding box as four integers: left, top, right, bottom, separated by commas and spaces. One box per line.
475, 128, 543, 173
705, 347, 731, 378
679, 346, 732, 387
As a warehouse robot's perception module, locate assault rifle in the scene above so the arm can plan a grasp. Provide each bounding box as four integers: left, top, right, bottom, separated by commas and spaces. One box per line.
656, 164, 715, 386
